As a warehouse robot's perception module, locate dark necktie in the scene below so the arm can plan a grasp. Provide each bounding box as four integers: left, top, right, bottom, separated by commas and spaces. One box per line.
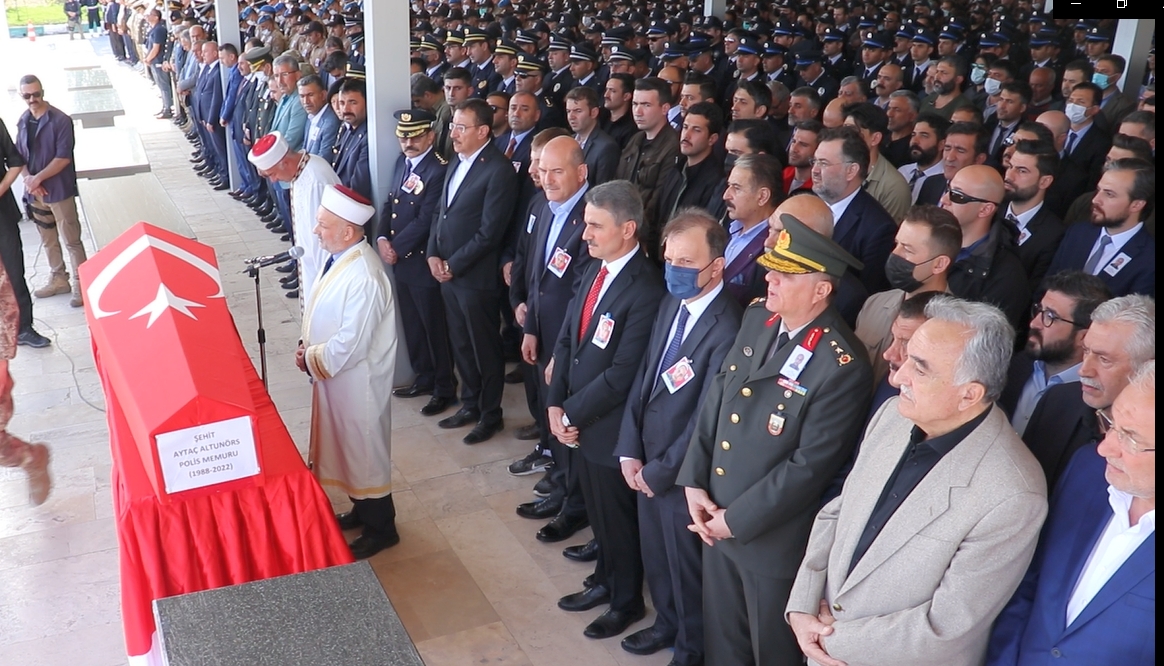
322, 255, 335, 275
767, 331, 791, 362
1063, 130, 1079, 156
578, 266, 609, 340
909, 167, 924, 187
658, 305, 691, 378
1082, 235, 1112, 274
399, 159, 414, 191
505, 136, 517, 159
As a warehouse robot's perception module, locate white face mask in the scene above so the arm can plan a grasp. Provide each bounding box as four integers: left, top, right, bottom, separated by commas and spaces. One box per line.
970, 65, 986, 85
983, 77, 1002, 95
1065, 102, 1089, 125
254, 70, 268, 83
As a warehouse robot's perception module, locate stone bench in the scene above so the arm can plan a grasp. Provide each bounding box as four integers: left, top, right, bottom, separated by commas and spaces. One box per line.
154, 561, 424, 666
60, 88, 124, 128
74, 127, 151, 180
78, 173, 193, 249
66, 68, 112, 91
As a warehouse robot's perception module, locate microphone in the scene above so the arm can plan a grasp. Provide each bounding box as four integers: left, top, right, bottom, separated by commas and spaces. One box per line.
246, 246, 304, 268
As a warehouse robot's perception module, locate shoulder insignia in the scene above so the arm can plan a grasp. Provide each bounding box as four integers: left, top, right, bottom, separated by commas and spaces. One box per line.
436, 154, 448, 165
837, 353, 852, 366
748, 297, 765, 306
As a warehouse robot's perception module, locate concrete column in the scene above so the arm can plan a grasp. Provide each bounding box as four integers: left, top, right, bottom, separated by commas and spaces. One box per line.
1111, 19, 1155, 98
214, 1, 241, 188
703, 0, 727, 19
361, 2, 415, 382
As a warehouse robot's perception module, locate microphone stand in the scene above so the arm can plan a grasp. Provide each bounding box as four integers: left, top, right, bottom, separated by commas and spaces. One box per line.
247, 262, 269, 389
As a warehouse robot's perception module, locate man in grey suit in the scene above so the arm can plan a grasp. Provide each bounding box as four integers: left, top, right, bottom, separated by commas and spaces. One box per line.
677, 214, 873, 666
298, 74, 340, 158
787, 296, 1049, 666
614, 210, 743, 665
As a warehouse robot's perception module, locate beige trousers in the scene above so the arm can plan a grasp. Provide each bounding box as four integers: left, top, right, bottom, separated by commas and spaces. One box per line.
30, 194, 87, 289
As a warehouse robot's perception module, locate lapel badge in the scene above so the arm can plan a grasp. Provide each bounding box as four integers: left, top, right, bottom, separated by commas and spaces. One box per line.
767, 413, 785, 437
742, 346, 753, 357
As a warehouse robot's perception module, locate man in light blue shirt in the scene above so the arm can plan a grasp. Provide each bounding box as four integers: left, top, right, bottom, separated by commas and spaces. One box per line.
267, 54, 308, 236
1003, 270, 1112, 435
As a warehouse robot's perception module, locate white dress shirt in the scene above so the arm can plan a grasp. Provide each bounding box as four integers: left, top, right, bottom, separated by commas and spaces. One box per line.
898, 161, 944, 203
1066, 487, 1156, 625
1085, 222, 1143, 274
593, 244, 638, 305
825, 187, 861, 224
445, 141, 488, 205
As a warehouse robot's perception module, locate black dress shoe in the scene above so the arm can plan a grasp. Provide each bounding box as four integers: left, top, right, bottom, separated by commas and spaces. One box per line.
208, 176, 224, 186
281, 278, 299, 289
503, 367, 524, 384
536, 513, 589, 543
557, 585, 611, 612
265, 219, 283, 229
515, 496, 562, 520
280, 273, 298, 285
563, 539, 598, 562
463, 419, 503, 445
260, 211, 278, 223
213, 181, 230, 191
348, 532, 400, 559
393, 383, 434, 398
275, 262, 297, 273
438, 407, 480, 429
620, 626, 675, 655
585, 606, 646, 639
335, 511, 362, 530
420, 395, 454, 416
279, 233, 291, 242
285, 289, 299, 299
582, 573, 596, 589
514, 423, 540, 440
229, 189, 246, 199
17, 329, 51, 348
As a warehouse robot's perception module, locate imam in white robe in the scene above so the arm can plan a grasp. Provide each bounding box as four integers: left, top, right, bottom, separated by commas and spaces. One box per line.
291, 155, 341, 301
302, 241, 397, 499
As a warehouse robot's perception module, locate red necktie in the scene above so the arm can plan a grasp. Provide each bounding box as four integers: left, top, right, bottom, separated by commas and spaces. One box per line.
505, 136, 517, 159
578, 266, 608, 340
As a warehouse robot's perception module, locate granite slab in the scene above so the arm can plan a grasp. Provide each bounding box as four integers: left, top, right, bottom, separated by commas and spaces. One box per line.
66, 68, 112, 91
75, 127, 151, 179
60, 88, 125, 128
154, 561, 424, 666
78, 173, 193, 249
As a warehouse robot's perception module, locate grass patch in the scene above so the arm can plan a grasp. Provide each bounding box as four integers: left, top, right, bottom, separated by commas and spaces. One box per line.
7, 5, 68, 26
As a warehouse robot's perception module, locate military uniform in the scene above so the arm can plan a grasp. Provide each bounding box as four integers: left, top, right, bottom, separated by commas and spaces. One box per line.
677, 215, 874, 666
377, 110, 456, 403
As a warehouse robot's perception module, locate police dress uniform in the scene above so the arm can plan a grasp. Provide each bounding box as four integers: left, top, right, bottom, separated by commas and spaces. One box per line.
677, 215, 874, 666
376, 111, 456, 402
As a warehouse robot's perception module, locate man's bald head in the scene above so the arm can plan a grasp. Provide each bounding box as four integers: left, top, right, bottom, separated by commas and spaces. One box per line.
822, 98, 846, 128
953, 165, 1005, 203
1037, 110, 1070, 149
542, 135, 585, 168
765, 194, 835, 248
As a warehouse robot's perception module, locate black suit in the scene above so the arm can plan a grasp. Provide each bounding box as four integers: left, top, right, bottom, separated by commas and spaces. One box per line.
548, 250, 665, 613
580, 129, 621, 186
1045, 123, 1110, 218
377, 149, 456, 399
510, 190, 594, 519
999, 204, 1065, 294
915, 173, 946, 206
614, 288, 743, 665
833, 189, 897, 293
1021, 382, 1098, 488
427, 142, 519, 423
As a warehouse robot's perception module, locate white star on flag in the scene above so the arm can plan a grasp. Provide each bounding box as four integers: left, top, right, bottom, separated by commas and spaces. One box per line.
128, 284, 204, 328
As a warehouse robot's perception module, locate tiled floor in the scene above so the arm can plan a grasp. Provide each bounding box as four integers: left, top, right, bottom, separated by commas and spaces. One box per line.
0, 36, 673, 665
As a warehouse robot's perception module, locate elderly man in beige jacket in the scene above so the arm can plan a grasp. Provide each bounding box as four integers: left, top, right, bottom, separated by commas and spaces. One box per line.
786, 296, 1048, 666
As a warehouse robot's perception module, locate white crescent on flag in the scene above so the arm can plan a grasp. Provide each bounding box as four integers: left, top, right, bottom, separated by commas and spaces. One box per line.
88, 233, 225, 322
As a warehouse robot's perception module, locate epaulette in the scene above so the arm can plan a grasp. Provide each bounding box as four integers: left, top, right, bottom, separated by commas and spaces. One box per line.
748, 297, 766, 307
826, 330, 853, 366
436, 153, 448, 165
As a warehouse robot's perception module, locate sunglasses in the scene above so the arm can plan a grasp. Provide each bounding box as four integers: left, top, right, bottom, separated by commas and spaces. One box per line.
21, 91, 44, 100
945, 185, 998, 206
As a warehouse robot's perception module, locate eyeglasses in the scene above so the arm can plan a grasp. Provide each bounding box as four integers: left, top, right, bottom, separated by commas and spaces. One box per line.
448, 122, 483, 133
944, 185, 999, 206
809, 158, 854, 169
1030, 303, 1079, 328
21, 91, 44, 100
1096, 409, 1155, 454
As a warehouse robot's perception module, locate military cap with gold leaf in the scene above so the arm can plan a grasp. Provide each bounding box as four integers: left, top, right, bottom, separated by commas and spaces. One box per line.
495, 39, 520, 57
516, 53, 549, 74
757, 214, 863, 278
394, 109, 436, 138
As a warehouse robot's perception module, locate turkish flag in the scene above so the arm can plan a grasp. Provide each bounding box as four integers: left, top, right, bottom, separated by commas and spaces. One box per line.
79, 223, 352, 664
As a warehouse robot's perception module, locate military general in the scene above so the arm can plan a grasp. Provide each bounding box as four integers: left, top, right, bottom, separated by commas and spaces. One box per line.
677, 214, 873, 666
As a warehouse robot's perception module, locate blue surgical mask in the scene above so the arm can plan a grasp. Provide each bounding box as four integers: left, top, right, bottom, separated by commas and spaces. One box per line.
970, 65, 987, 85
1092, 72, 1111, 89
664, 262, 708, 300
983, 77, 1002, 96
